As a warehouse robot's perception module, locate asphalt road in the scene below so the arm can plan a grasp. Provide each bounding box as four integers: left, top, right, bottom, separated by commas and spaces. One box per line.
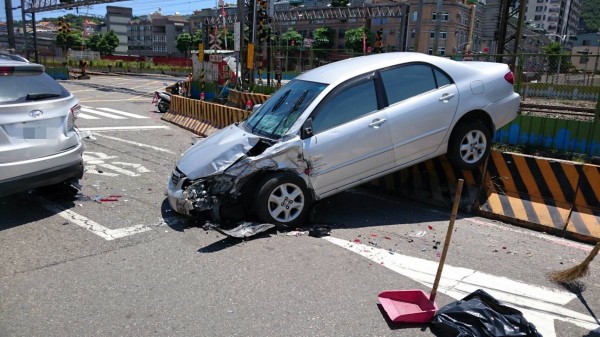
0, 75, 598, 337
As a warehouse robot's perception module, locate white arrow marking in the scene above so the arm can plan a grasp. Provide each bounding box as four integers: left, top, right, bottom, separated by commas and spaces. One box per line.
323, 236, 600, 337
111, 162, 150, 173
84, 152, 118, 161
41, 200, 151, 240
85, 165, 119, 177
98, 107, 149, 119
97, 163, 140, 177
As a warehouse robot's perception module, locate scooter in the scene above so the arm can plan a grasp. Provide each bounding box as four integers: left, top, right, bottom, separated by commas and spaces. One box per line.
153, 82, 182, 113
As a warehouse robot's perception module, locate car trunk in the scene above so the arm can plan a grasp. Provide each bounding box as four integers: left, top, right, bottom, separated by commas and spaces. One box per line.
0, 97, 80, 164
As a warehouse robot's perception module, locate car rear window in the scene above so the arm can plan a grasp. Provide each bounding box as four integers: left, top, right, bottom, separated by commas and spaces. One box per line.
0, 67, 69, 104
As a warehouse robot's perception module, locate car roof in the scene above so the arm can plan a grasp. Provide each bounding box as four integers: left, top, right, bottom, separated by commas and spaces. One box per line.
0, 58, 44, 69
296, 52, 465, 84
0, 53, 29, 62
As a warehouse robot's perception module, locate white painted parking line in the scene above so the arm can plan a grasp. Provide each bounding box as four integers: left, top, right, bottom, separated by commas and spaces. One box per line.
80, 107, 127, 119
41, 200, 151, 240
98, 107, 149, 119
92, 134, 175, 154
78, 126, 169, 131
323, 236, 599, 337
76, 113, 100, 120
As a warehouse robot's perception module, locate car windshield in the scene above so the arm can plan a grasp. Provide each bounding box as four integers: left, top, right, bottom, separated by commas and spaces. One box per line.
244, 79, 327, 139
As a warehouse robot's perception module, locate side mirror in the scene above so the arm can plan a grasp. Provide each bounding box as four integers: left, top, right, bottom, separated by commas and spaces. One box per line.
301, 118, 314, 139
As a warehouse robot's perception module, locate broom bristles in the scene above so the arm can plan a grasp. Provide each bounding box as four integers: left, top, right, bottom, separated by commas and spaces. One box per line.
549, 242, 600, 283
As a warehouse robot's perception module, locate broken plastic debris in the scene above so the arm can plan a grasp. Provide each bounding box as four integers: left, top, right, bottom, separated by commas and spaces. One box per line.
207, 221, 276, 238
79, 130, 97, 140
428, 225, 433, 230
287, 230, 309, 236
408, 230, 427, 238
353, 239, 362, 244
308, 225, 331, 237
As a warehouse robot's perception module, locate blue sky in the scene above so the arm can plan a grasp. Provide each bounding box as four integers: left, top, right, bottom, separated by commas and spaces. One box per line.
2, 0, 218, 21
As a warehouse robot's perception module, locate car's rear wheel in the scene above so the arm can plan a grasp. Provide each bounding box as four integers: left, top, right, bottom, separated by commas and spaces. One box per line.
254, 172, 312, 229
448, 121, 491, 170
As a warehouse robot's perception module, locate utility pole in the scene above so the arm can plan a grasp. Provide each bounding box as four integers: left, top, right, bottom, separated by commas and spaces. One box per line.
4, 0, 16, 51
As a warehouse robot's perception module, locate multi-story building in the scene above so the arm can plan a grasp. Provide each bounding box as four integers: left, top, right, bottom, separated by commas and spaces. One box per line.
523, 0, 580, 46
104, 6, 133, 54
127, 10, 191, 57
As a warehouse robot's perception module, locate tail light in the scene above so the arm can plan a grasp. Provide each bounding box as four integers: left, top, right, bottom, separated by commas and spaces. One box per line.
504, 71, 515, 85
0, 67, 15, 76
68, 104, 81, 131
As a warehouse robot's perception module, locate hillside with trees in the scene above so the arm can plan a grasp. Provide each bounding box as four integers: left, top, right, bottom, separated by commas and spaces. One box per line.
580, 0, 600, 31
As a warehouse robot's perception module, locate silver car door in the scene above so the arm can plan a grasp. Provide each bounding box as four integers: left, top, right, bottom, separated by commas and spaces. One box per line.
380, 64, 459, 165
302, 75, 395, 198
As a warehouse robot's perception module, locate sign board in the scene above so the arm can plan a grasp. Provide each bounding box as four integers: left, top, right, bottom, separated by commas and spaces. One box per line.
234, 22, 241, 52
247, 43, 254, 69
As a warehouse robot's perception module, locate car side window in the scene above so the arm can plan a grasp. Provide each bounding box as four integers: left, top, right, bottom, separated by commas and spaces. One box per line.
380, 64, 437, 105
311, 79, 378, 134
434, 68, 452, 87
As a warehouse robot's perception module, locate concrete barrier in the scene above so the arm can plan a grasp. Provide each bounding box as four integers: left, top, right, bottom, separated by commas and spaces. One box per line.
162, 95, 250, 137
478, 151, 600, 243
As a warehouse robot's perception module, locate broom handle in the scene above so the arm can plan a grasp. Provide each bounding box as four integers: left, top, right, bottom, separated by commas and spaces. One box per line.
583, 242, 600, 264
430, 179, 464, 302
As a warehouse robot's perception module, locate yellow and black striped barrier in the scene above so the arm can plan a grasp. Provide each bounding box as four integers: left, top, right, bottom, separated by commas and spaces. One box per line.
367, 155, 484, 210
478, 151, 600, 242
162, 95, 249, 137
227, 89, 270, 109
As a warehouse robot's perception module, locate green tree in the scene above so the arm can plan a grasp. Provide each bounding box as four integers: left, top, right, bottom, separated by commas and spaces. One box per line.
544, 42, 573, 73
313, 27, 333, 48
56, 31, 83, 50
192, 30, 203, 47
345, 26, 373, 53
86, 31, 119, 55
280, 27, 302, 47
176, 33, 193, 56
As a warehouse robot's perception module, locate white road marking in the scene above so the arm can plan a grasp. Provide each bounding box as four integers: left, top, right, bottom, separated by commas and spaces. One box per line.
323, 236, 600, 337
95, 163, 142, 177
112, 162, 151, 173
76, 113, 100, 120
78, 126, 169, 131
83, 152, 151, 177
92, 134, 175, 154
98, 107, 149, 119
85, 165, 119, 177
41, 200, 151, 240
80, 107, 127, 119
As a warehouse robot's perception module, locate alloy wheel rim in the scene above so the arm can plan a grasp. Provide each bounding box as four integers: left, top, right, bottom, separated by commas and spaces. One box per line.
459, 130, 487, 164
267, 183, 304, 223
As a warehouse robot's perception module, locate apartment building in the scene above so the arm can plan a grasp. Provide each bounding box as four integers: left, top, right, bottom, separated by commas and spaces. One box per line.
104, 6, 133, 54
127, 11, 191, 57
523, 0, 580, 45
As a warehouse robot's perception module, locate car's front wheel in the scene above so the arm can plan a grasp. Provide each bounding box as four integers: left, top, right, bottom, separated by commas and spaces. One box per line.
448, 121, 491, 170
254, 173, 312, 229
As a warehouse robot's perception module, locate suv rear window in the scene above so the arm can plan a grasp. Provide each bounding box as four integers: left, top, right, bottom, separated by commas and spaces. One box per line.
0, 67, 70, 104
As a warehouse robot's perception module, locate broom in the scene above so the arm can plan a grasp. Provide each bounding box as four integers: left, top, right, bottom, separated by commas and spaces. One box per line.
549, 241, 600, 283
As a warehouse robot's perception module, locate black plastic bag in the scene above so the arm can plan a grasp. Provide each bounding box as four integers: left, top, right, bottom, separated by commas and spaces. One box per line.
430, 289, 543, 337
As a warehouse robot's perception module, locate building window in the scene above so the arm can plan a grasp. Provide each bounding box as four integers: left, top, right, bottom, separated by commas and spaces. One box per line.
534, 14, 542, 20
411, 29, 416, 38
438, 47, 445, 55
428, 48, 433, 55
535, 6, 543, 11
440, 31, 447, 39
432, 11, 437, 20
430, 30, 435, 39
442, 13, 449, 21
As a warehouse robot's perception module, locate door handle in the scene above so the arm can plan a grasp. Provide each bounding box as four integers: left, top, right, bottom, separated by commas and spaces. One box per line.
439, 93, 456, 101
369, 118, 387, 128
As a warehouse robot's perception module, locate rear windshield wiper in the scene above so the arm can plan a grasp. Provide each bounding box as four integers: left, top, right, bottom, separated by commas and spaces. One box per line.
26, 93, 61, 101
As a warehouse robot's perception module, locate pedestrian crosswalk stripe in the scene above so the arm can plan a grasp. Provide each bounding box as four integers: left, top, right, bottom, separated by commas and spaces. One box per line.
98, 107, 149, 119
77, 113, 100, 120
81, 107, 127, 119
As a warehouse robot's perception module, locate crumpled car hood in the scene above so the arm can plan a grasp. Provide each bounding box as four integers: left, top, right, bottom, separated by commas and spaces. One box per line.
177, 125, 260, 179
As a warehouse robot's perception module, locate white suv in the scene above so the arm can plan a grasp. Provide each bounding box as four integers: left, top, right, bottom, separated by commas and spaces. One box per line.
0, 59, 84, 197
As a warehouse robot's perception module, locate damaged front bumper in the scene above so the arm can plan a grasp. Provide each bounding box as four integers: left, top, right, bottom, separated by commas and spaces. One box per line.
166, 168, 236, 216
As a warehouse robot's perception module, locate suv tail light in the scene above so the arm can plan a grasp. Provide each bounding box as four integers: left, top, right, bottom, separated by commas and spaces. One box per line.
0, 67, 14, 76
504, 71, 515, 85
68, 104, 81, 131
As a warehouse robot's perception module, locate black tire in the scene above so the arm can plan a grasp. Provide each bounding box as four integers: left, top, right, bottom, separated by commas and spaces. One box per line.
157, 100, 169, 113
254, 172, 312, 229
447, 121, 491, 170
